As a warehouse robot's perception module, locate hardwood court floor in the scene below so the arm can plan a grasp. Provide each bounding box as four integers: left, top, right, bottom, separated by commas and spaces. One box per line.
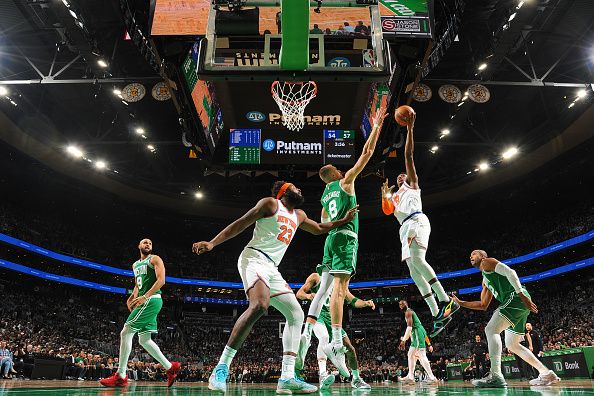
0, 379, 592, 395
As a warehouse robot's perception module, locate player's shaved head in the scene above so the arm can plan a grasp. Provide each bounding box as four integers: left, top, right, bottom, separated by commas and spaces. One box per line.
319, 164, 342, 183
474, 249, 488, 258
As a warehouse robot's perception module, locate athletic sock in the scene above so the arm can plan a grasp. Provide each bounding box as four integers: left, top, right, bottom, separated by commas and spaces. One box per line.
139, 333, 172, 370
117, 326, 135, 378
281, 355, 296, 380
424, 294, 439, 317
217, 345, 237, 367
318, 359, 327, 376
431, 281, 449, 303
303, 322, 314, 337
332, 327, 344, 347
352, 369, 361, 380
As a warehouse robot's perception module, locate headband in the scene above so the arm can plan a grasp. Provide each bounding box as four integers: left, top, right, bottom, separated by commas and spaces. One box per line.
276, 182, 293, 200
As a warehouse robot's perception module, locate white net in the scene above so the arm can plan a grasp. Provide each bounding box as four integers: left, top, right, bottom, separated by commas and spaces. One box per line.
271, 81, 317, 131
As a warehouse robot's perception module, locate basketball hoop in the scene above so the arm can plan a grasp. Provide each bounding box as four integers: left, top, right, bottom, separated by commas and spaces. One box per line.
271, 81, 317, 131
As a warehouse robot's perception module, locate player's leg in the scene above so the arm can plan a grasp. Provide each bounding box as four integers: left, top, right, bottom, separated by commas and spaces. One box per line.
472, 311, 510, 387
417, 349, 437, 382
401, 348, 418, 384
270, 291, 317, 394
405, 258, 438, 316
344, 336, 371, 389
329, 274, 350, 347
313, 314, 336, 389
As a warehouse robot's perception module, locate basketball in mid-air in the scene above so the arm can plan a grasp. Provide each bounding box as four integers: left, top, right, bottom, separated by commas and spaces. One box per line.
395, 105, 415, 126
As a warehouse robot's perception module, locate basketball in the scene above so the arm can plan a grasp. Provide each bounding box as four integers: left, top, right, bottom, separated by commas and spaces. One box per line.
395, 105, 415, 126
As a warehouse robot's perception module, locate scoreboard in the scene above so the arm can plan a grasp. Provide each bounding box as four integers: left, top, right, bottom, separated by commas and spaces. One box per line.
229, 129, 356, 165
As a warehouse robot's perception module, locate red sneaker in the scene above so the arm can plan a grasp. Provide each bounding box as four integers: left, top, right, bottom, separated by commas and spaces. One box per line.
99, 373, 128, 387
166, 361, 181, 387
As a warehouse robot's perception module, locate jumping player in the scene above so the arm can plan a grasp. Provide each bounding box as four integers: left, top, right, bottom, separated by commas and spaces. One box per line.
452, 250, 561, 387
296, 110, 387, 374
381, 112, 458, 337
397, 299, 438, 385
192, 182, 357, 394
296, 267, 375, 390
100, 239, 181, 388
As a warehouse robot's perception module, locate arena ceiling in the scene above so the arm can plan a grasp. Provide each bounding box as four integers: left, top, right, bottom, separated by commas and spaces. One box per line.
0, 0, 593, 217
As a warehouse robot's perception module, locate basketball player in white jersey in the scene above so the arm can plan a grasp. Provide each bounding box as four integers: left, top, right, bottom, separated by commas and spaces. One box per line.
192, 181, 358, 394
381, 112, 459, 337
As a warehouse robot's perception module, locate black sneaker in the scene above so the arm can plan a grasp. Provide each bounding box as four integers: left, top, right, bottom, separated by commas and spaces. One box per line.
435, 298, 460, 322
430, 315, 453, 338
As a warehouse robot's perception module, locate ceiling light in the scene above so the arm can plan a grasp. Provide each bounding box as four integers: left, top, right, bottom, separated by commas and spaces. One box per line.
576, 89, 587, 99
195, 191, 204, 199
474, 168, 479, 172
97, 59, 108, 68
517, 1, 524, 9
431, 146, 439, 151
62, 0, 69, 6
478, 63, 487, 71
466, 171, 472, 175
141, 134, 147, 139
95, 160, 106, 169
441, 129, 450, 135
69, 9, 78, 19
121, 100, 128, 106
135, 128, 145, 134
508, 12, 517, 22
479, 162, 489, 170
568, 103, 575, 108
147, 145, 155, 151
75, 20, 84, 29
502, 147, 518, 159
113, 88, 121, 95
66, 145, 83, 158
458, 102, 464, 107
0, 86, 8, 96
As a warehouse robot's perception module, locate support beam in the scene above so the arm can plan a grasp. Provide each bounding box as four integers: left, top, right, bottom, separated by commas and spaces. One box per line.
0, 77, 161, 85
423, 79, 591, 88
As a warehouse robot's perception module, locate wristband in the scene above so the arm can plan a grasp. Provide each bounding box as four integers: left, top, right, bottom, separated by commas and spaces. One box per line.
350, 297, 359, 306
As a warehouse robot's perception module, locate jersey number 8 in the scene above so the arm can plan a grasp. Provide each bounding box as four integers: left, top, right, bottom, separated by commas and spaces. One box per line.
328, 200, 338, 219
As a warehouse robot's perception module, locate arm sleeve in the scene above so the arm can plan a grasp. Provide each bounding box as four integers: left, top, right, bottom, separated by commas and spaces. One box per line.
401, 326, 412, 342
382, 198, 395, 215
321, 217, 330, 224
494, 262, 523, 293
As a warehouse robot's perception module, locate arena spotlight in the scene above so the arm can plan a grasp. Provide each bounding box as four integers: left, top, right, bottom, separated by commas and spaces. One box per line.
0, 86, 8, 96
95, 160, 106, 170
502, 147, 518, 159
479, 162, 489, 171
61, 0, 69, 6
147, 144, 155, 151
135, 128, 145, 135
478, 63, 488, 71
97, 59, 108, 68
113, 88, 121, 96
430, 146, 439, 154
66, 145, 84, 158
568, 103, 575, 108
576, 89, 587, 99
195, 191, 204, 199
441, 129, 450, 135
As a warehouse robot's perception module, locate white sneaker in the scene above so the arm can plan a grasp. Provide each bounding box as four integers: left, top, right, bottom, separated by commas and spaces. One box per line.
322, 343, 350, 378
471, 373, 507, 388
399, 377, 415, 385
529, 370, 561, 386
351, 378, 371, 390
296, 333, 311, 371
319, 373, 335, 390
422, 377, 439, 385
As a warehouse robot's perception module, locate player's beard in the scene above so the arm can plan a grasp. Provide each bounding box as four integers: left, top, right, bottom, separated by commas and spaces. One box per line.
142, 248, 152, 255
284, 190, 305, 208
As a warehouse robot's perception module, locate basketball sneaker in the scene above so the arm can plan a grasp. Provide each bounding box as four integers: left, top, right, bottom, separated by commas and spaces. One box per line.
422, 376, 439, 385
398, 376, 415, 385
529, 370, 561, 386
276, 377, 318, 394
208, 363, 229, 392
165, 361, 181, 387
99, 373, 128, 387
296, 333, 311, 371
319, 372, 335, 390
351, 377, 371, 390
429, 315, 453, 338
471, 373, 507, 388
322, 343, 350, 378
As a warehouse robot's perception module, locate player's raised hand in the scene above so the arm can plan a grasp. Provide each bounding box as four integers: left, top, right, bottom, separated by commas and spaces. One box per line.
372, 111, 389, 129
192, 241, 213, 255
381, 179, 394, 197
345, 205, 360, 221
406, 111, 416, 130
364, 300, 376, 310
519, 293, 538, 313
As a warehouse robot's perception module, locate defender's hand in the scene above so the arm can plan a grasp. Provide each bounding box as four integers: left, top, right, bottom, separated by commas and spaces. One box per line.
364, 300, 376, 310
307, 293, 316, 301
519, 293, 538, 313
399, 340, 406, 350
406, 111, 416, 130
372, 111, 389, 129
344, 205, 360, 221
193, 241, 213, 255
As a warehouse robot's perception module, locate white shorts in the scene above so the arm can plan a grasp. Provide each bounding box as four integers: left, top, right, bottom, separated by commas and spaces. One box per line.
399, 213, 431, 261
238, 248, 293, 298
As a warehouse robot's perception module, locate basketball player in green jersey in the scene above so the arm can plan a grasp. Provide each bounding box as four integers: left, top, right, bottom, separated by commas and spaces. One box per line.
296, 267, 374, 390
452, 250, 561, 388
100, 239, 180, 388
296, 110, 388, 376
397, 300, 438, 385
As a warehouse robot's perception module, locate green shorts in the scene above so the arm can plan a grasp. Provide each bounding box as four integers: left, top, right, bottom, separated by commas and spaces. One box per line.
321, 230, 358, 276
125, 295, 162, 334
318, 308, 347, 341
497, 290, 531, 335
410, 328, 427, 349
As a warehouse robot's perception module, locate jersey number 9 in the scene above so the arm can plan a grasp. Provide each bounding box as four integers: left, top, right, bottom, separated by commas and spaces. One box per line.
136, 276, 143, 290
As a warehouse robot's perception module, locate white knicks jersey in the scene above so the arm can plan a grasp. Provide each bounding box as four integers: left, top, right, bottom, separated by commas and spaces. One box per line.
245, 199, 299, 266
392, 181, 423, 225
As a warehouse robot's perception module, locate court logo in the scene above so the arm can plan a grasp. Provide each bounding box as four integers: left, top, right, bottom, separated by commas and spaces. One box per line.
246, 111, 266, 123
262, 139, 276, 152
328, 57, 350, 67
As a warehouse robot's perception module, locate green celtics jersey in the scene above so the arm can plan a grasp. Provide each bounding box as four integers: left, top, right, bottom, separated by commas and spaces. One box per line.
132, 255, 161, 297
482, 270, 524, 304
409, 309, 424, 333
320, 180, 358, 235
408, 308, 427, 347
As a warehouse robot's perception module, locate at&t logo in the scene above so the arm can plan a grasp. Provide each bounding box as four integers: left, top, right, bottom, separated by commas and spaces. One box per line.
246, 111, 266, 122
262, 139, 276, 152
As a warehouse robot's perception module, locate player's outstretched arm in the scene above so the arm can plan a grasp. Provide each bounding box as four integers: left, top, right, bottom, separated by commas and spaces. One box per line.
297, 205, 359, 235
346, 290, 375, 309
296, 273, 319, 301
404, 112, 419, 189
452, 285, 493, 311
130, 255, 165, 308
343, 111, 388, 187
192, 198, 276, 254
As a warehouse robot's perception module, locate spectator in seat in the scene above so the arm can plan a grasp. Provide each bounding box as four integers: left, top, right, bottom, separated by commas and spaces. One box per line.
0, 341, 17, 379
310, 24, 323, 34
343, 22, 355, 33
